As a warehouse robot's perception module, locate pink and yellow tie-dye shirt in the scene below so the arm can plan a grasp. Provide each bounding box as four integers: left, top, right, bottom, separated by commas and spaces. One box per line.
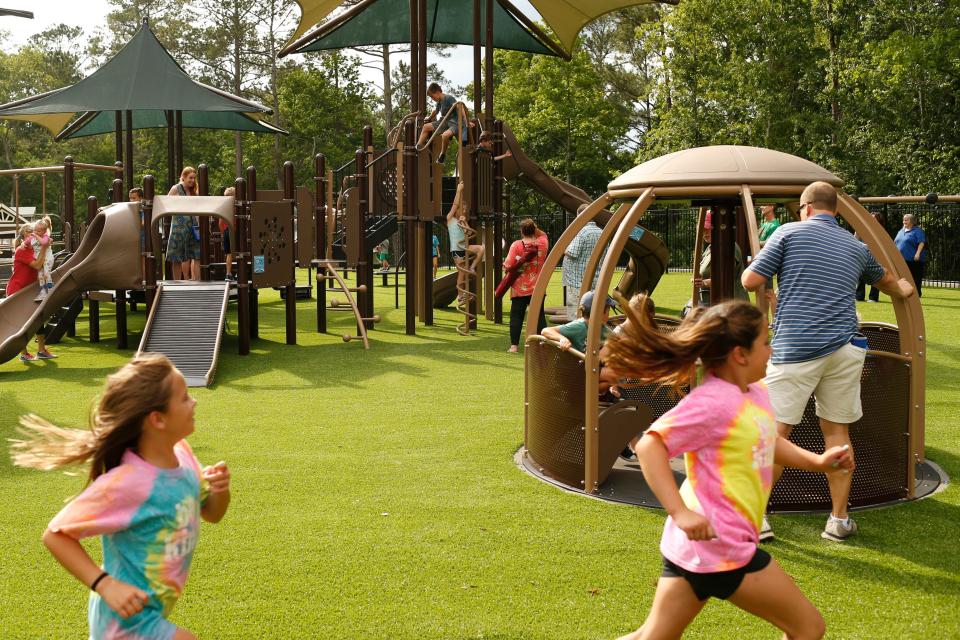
646, 374, 777, 573
48, 440, 209, 640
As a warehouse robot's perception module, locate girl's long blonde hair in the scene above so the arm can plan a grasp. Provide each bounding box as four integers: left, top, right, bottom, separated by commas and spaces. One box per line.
10, 354, 178, 484
603, 295, 764, 391
179, 166, 199, 196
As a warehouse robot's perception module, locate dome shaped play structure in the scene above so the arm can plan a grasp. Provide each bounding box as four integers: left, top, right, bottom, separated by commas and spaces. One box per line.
520, 145, 940, 512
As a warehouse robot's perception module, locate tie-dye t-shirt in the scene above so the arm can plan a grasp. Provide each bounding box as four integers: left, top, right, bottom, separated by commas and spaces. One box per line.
48, 440, 209, 640
647, 374, 776, 573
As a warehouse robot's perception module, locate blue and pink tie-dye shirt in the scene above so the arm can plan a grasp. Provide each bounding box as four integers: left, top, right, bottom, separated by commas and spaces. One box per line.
646, 374, 777, 573
48, 440, 209, 640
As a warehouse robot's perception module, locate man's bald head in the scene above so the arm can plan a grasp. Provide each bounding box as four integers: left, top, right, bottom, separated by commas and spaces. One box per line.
800, 181, 838, 214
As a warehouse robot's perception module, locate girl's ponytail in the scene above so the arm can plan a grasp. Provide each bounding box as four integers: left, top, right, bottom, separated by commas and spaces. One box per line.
10, 354, 178, 484
604, 295, 764, 390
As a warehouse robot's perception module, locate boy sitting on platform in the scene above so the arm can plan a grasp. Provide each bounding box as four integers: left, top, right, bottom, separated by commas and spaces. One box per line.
541, 290, 615, 354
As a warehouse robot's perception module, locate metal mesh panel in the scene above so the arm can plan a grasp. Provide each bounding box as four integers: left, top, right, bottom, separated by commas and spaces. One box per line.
614, 315, 685, 422
525, 340, 587, 488
769, 353, 911, 511
860, 322, 901, 354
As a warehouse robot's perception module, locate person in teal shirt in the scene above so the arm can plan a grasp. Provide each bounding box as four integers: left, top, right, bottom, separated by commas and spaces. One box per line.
432, 234, 440, 278
758, 205, 781, 246
541, 290, 615, 353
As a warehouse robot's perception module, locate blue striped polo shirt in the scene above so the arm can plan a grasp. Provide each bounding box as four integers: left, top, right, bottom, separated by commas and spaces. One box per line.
747, 214, 885, 364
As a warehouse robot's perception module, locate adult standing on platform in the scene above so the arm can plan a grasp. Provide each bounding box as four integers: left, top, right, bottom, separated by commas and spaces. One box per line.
561, 205, 605, 321
895, 213, 926, 297
505, 219, 548, 353
742, 181, 914, 542
167, 167, 201, 281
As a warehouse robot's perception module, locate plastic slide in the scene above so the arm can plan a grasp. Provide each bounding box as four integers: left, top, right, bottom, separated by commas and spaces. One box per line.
498, 122, 669, 298
0, 202, 142, 364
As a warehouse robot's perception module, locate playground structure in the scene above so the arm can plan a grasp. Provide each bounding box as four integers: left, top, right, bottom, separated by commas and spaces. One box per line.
520, 145, 940, 513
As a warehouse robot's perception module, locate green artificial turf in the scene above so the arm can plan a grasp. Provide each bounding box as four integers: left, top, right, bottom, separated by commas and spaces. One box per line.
0, 270, 956, 639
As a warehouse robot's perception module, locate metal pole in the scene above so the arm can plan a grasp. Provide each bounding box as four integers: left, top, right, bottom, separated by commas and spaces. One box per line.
473, 0, 481, 116
246, 165, 259, 339
143, 175, 157, 312
63, 156, 75, 250
315, 153, 327, 333
115, 111, 123, 169
283, 160, 297, 345
166, 110, 175, 189
493, 119, 504, 324
409, 0, 419, 114
418, 0, 427, 115
87, 195, 100, 342
124, 110, 134, 192
404, 120, 417, 335
198, 164, 210, 281
175, 110, 184, 173
235, 177, 250, 355
485, 0, 494, 128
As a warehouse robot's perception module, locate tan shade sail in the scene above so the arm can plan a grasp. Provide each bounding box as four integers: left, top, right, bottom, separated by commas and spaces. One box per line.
288, 0, 342, 46
525, 1, 664, 53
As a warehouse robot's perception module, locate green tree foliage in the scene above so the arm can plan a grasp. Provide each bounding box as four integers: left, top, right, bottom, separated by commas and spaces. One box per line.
493, 49, 633, 197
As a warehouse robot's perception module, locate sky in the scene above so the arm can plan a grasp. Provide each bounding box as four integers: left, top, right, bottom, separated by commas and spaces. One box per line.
0, 0, 542, 93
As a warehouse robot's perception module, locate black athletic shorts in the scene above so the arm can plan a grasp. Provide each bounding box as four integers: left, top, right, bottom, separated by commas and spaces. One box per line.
451, 250, 466, 259
222, 228, 231, 254
662, 548, 771, 601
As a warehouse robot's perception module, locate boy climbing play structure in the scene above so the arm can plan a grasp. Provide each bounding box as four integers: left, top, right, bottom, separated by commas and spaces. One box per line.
520, 144, 940, 513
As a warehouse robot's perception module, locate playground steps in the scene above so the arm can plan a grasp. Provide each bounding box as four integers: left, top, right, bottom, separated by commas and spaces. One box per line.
43, 295, 84, 345
137, 281, 230, 387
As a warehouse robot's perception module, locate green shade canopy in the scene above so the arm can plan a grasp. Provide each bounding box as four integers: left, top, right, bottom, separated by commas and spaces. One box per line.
281, 0, 563, 58
285, 0, 672, 57
0, 21, 277, 136
59, 110, 286, 140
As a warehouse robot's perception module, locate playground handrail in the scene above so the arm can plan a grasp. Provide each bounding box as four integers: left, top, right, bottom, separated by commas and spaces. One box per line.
417, 101, 475, 152
524, 334, 586, 361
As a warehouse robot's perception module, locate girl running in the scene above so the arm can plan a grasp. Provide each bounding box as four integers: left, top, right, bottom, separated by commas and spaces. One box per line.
603, 297, 852, 640
11, 354, 231, 640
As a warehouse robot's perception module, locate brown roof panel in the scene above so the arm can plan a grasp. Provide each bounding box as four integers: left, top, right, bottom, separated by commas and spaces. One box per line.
608, 145, 843, 191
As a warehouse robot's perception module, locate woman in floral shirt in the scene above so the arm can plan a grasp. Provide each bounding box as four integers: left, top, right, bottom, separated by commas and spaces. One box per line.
505, 218, 549, 353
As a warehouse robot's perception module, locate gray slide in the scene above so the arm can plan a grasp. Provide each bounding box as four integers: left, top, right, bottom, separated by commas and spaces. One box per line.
0, 203, 142, 364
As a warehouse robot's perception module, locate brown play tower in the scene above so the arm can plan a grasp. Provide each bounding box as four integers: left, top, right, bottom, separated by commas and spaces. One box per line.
521, 145, 936, 512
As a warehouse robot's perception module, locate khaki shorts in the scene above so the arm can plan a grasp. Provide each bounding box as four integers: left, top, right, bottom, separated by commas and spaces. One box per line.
765, 343, 867, 425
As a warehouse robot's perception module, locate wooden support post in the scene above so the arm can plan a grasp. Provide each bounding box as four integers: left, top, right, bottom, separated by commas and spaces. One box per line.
246, 166, 259, 339
143, 176, 157, 312
115, 288, 128, 349
283, 161, 297, 345
404, 120, 417, 336
235, 177, 250, 355
198, 164, 211, 281
89, 298, 100, 343
493, 120, 504, 324
315, 153, 327, 333
422, 219, 433, 325
355, 150, 373, 331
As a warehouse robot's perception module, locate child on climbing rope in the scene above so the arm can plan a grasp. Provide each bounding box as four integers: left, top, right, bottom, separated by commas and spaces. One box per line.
447, 188, 484, 301
32, 216, 55, 301
11, 354, 232, 640
602, 297, 852, 640
540, 290, 615, 354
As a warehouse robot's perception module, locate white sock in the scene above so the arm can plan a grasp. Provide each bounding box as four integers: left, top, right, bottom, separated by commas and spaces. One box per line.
829, 515, 850, 526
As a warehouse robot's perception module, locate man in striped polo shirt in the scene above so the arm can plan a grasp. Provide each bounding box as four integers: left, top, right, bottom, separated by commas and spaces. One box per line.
743, 181, 914, 542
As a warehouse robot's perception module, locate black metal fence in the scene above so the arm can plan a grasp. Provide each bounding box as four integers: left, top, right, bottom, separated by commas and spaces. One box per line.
862, 202, 959, 287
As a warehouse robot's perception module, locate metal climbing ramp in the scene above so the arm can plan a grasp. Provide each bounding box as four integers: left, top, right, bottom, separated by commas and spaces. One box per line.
137, 281, 230, 387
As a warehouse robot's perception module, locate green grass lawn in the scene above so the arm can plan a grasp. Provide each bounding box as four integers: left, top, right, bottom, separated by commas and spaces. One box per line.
1, 270, 957, 639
